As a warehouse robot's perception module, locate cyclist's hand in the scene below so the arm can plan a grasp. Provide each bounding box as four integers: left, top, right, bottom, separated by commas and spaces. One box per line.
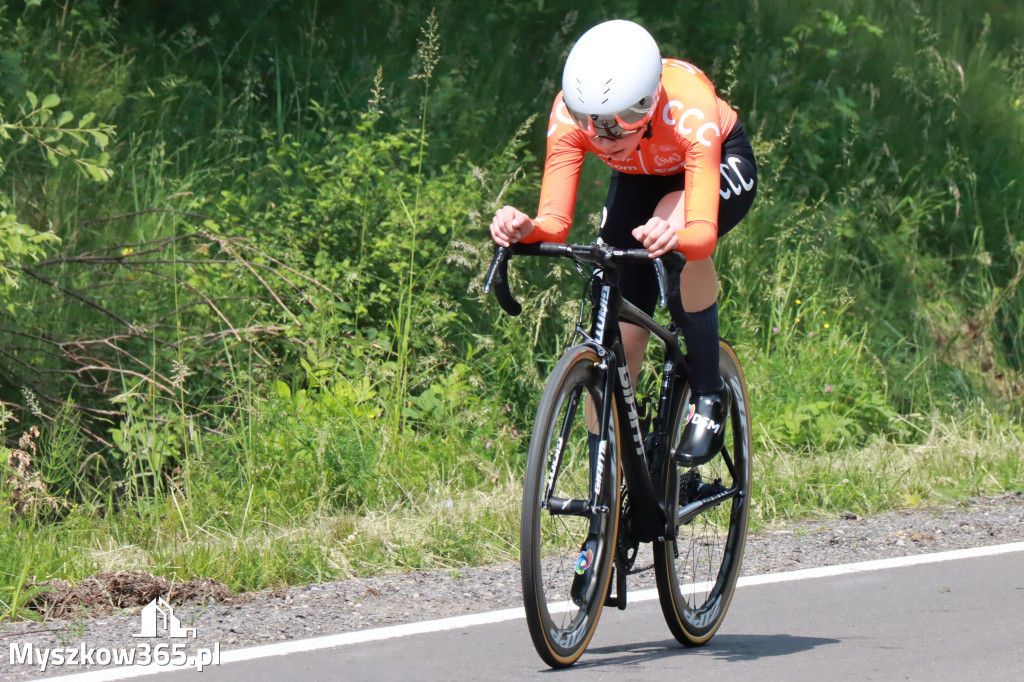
632, 217, 678, 258
634, 219, 717, 261
490, 206, 535, 247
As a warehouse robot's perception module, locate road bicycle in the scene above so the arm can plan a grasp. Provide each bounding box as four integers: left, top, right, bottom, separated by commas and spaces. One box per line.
484, 241, 752, 668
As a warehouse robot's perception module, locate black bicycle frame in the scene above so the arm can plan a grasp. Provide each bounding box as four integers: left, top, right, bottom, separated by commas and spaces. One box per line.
484, 240, 746, 546
588, 264, 688, 543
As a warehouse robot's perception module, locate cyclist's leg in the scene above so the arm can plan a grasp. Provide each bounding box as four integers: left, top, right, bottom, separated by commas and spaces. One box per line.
678, 257, 718, 312
648, 188, 718, 305
620, 322, 650, 392
672, 122, 758, 459
653, 189, 723, 391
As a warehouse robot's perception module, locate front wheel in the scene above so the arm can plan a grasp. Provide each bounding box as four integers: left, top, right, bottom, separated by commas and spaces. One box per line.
521, 345, 620, 668
653, 340, 752, 646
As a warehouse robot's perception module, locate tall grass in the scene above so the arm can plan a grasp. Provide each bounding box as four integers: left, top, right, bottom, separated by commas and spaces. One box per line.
1, 0, 1023, 619
752, 404, 1024, 524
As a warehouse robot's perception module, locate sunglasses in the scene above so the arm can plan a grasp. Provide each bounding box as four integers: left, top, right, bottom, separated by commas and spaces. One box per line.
566, 94, 657, 140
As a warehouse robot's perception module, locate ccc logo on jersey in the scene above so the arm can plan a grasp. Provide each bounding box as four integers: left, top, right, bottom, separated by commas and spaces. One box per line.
661, 100, 720, 147
719, 156, 755, 199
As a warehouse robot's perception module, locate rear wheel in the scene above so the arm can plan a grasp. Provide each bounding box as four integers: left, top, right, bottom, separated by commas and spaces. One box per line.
521, 345, 620, 668
654, 340, 752, 646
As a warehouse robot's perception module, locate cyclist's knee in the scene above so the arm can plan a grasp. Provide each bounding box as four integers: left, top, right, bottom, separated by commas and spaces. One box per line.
679, 257, 719, 312
653, 190, 686, 225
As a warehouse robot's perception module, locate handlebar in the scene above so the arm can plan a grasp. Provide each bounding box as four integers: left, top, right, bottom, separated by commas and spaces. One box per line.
483, 242, 688, 324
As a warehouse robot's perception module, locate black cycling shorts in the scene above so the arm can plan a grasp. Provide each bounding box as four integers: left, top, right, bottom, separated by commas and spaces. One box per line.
598, 120, 757, 316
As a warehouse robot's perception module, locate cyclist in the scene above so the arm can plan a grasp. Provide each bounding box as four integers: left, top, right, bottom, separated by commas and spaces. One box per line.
489, 19, 757, 461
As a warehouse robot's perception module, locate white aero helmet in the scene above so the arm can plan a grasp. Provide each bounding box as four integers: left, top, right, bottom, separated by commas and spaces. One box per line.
561, 20, 662, 139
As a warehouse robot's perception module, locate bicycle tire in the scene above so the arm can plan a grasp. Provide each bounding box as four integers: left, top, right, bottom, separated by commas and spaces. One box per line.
521, 345, 621, 668
653, 339, 752, 646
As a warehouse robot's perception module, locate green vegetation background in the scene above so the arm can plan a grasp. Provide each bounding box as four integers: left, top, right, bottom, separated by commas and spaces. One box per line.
1, 0, 1022, 615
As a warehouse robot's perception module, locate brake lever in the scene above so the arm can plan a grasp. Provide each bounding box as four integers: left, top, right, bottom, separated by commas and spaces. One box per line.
483, 245, 523, 317
654, 258, 668, 309
659, 251, 688, 325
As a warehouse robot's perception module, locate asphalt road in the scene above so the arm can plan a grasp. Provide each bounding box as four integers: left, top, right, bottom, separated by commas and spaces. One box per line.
47, 545, 1024, 681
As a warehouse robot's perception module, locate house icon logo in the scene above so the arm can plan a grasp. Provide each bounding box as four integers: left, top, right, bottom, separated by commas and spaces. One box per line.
132, 597, 197, 639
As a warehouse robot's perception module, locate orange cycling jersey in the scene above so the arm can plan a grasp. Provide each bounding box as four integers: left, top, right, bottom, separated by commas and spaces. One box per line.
521, 59, 738, 258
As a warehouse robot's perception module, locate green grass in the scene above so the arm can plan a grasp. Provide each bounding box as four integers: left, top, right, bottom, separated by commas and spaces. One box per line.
0, 471, 523, 606
752, 406, 1024, 525
3, 403, 1020, 623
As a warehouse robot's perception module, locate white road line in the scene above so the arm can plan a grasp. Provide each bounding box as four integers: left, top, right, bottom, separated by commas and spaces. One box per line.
39, 541, 1024, 681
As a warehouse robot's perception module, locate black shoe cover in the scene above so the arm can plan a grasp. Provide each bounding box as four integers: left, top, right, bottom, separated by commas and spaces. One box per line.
673, 384, 731, 465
